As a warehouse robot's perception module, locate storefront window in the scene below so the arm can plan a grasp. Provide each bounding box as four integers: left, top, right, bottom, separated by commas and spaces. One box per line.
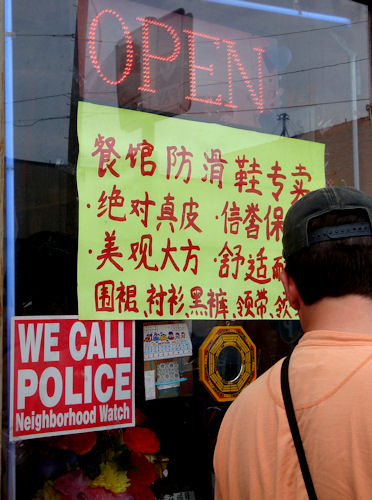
4, 0, 371, 498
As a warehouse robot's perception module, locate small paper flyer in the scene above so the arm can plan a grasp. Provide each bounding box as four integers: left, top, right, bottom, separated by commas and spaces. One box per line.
143, 323, 192, 361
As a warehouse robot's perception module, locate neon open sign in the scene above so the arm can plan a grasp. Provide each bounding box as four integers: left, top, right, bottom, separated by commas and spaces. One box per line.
79, 0, 278, 120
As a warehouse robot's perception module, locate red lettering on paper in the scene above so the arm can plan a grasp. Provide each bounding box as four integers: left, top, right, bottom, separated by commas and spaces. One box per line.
168, 284, 185, 315
291, 180, 310, 204
274, 293, 292, 319
189, 286, 208, 316
290, 164, 311, 204
216, 242, 233, 278
267, 161, 286, 202
125, 140, 156, 176
156, 193, 178, 232
243, 203, 262, 239
166, 145, 193, 183
160, 238, 180, 272
221, 201, 242, 234
184, 30, 222, 105
246, 157, 262, 195
272, 256, 285, 281
207, 288, 228, 319
234, 155, 249, 192
97, 191, 108, 217
146, 283, 167, 316
180, 197, 202, 233
236, 290, 255, 318
129, 234, 159, 271
116, 283, 139, 313
95, 280, 115, 311
180, 239, 200, 275
137, 17, 181, 93
97, 185, 126, 221
216, 242, 245, 280
255, 288, 268, 318
97, 230, 123, 271
245, 247, 270, 284
264, 205, 284, 241
130, 191, 156, 228
231, 245, 245, 280
92, 134, 120, 178
202, 148, 227, 189
292, 163, 311, 181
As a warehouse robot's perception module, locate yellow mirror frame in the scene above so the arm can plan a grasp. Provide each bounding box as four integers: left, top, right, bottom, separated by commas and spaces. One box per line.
199, 326, 256, 402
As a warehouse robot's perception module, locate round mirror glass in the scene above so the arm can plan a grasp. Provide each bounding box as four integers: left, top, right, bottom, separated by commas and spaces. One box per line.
217, 346, 242, 382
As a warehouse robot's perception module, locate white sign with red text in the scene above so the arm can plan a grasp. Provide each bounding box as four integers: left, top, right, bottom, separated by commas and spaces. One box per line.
10, 316, 135, 441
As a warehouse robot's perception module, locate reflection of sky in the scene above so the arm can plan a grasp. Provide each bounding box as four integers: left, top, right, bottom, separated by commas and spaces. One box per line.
12, 0, 77, 164
11, 0, 369, 164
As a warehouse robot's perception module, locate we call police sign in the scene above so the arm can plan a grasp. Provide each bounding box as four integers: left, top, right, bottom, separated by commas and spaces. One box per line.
10, 316, 135, 441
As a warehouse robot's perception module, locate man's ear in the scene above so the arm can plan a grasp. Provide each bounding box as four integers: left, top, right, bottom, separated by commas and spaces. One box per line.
280, 270, 301, 311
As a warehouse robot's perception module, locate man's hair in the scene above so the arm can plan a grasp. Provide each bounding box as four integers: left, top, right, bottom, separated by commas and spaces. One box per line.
285, 209, 372, 305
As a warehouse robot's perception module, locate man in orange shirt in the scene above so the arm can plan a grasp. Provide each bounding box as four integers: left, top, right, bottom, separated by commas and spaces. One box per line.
214, 186, 372, 499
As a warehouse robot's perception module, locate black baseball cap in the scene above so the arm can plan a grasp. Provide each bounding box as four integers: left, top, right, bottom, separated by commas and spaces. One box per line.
282, 186, 372, 259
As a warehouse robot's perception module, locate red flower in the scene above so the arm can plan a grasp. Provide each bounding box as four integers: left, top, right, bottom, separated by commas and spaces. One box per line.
57, 431, 97, 455
122, 428, 160, 455
128, 453, 157, 487
54, 470, 90, 496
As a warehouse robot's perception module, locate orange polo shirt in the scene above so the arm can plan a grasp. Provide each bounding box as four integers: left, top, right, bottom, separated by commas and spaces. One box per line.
214, 330, 372, 500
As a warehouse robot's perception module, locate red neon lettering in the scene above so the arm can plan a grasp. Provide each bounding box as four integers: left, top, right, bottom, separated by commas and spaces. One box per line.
184, 30, 222, 105
89, 9, 134, 85
88, 13, 269, 113
223, 39, 266, 113
137, 17, 181, 93
254, 47, 265, 112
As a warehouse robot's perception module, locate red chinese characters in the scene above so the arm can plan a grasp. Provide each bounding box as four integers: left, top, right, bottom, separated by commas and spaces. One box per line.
267, 161, 286, 202
97, 231, 124, 271
221, 202, 242, 234
129, 235, 159, 272
167, 145, 193, 183
264, 205, 284, 242
290, 163, 311, 204
234, 156, 263, 196
85, 130, 318, 320
236, 290, 255, 318
187, 287, 229, 319
180, 197, 202, 233
130, 192, 156, 228
98, 185, 126, 221
116, 283, 139, 314
92, 134, 121, 178
245, 247, 270, 284
245, 157, 263, 195
93, 278, 297, 319
244, 203, 262, 239
95, 280, 115, 312
156, 193, 177, 232
215, 242, 245, 280
202, 149, 227, 189
273, 292, 293, 319
126, 139, 156, 176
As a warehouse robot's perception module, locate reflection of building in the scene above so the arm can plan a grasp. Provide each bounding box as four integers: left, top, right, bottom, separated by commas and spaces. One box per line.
301, 117, 372, 191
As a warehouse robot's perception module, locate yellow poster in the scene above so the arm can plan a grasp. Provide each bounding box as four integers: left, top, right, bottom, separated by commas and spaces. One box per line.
77, 101, 325, 320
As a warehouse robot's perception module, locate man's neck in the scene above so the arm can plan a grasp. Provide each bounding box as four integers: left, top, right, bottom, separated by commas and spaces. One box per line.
300, 294, 372, 335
